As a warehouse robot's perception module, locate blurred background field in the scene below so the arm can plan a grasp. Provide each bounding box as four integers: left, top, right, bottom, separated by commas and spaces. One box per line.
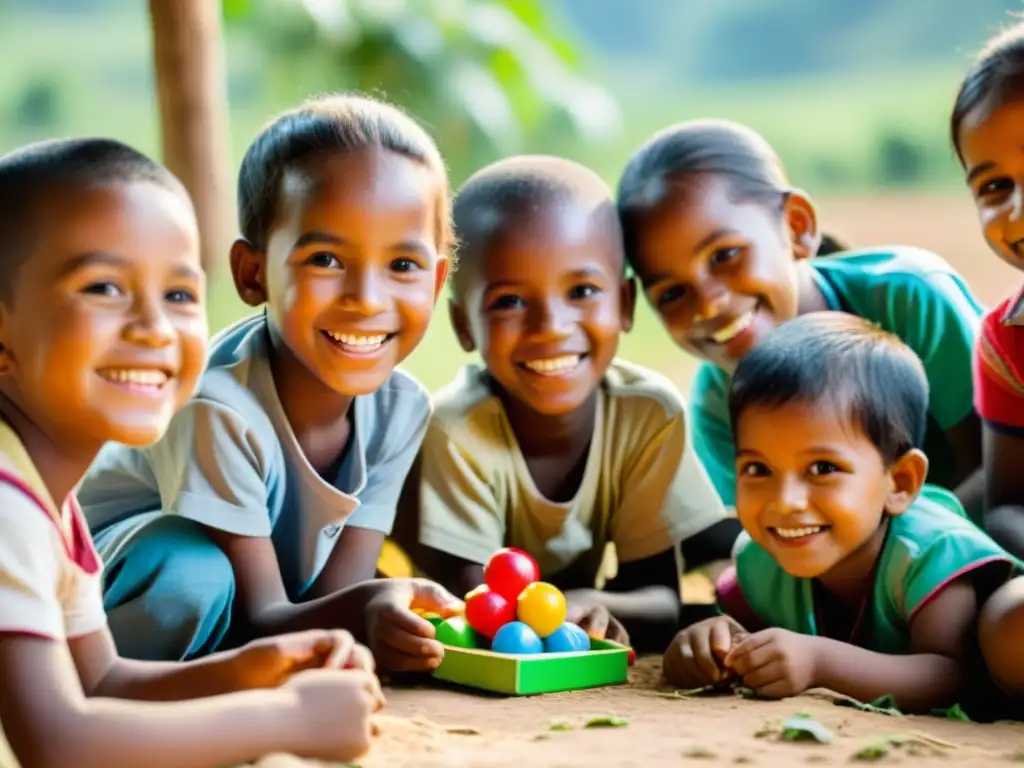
1, 0, 1020, 393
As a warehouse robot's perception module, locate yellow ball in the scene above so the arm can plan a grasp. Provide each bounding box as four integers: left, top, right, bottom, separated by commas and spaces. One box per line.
516, 582, 567, 638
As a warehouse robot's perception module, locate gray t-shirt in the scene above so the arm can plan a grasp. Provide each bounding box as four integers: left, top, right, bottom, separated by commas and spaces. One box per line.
80, 313, 431, 597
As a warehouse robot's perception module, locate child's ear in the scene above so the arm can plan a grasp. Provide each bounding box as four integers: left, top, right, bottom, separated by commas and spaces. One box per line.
434, 255, 452, 305
884, 448, 928, 517
783, 189, 821, 262
448, 299, 476, 353
229, 238, 268, 308
620, 275, 637, 333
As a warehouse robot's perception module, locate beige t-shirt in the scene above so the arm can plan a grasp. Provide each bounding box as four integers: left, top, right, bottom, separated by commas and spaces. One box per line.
418, 360, 728, 586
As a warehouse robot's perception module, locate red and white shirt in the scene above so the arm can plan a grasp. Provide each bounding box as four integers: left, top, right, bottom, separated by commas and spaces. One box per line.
0, 420, 106, 641
975, 287, 1024, 434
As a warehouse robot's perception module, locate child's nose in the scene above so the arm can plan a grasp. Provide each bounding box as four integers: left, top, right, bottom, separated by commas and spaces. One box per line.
125, 297, 175, 347
692, 287, 729, 323
528, 298, 573, 339
339, 267, 387, 315
775, 475, 809, 514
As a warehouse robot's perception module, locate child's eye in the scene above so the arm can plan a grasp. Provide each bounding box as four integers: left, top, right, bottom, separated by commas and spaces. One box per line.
656, 285, 686, 306
165, 288, 198, 304
82, 282, 123, 298
709, 247, 742, 267
808, 460, 840, 476
390, 257, 421, 273
568, 284, 600, 300
306, 252, 340, 268
489, 294, 524, 311
739, 461, 770, 477
977, 177, 1013, 198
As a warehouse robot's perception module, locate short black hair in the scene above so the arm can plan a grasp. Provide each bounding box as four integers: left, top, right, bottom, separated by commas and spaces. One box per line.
237, 92, 452, 255
0, 137, 185, 301
616, 119, 840, 267
451, 154, 621, 298
951, 21, 1024, 161
728, 312, 928, 465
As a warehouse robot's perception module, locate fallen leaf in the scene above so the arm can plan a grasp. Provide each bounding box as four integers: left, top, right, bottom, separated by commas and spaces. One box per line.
549, 720, 576, 731
584, 715, 629, 728
834, 694, 904, 717
443, 725, 481, 735
780, 714, 834, 744
682, 745, 716, 759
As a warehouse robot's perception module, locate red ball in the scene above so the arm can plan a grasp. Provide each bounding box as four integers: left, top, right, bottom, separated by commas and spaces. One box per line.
464, 586, 516, 639
484, 547, 540, 601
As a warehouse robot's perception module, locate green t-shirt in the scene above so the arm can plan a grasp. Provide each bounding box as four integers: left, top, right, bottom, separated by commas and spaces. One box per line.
718, 486, 1018, 654
690, 247, 984, 507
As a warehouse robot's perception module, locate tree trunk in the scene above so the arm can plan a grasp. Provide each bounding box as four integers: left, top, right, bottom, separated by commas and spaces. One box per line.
148, 0, 233, 275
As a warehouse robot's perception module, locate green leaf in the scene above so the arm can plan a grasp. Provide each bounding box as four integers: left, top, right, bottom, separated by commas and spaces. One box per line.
780, 714, 834, 744
584, 715, 629, 728
935, 703, 972, 722
549, 720, 575, 731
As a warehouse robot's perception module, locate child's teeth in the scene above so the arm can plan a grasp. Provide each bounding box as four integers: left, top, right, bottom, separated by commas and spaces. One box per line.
711, 311, 754, 344
523, 355, 581, 374
774, 526, 823, 539
327, 332, 387, 348
101, 369, 169, 386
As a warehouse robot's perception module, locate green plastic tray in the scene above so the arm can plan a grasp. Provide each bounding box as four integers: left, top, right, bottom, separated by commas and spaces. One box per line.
431, 636, 629, 696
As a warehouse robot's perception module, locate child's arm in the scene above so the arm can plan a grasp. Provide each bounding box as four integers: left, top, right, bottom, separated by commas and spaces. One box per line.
0, 633, 377, 768
72, 622, 371, 701
309, 409, 432, 597
725, 576, 976, 712
974, 319, 1024, 557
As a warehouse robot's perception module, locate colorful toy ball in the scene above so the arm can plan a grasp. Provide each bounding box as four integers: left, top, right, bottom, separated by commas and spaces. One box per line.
435, 617, 478, 649
465, 586, 516, 639
484, 547, 540, 602
543, 622, 589, 653
516, 581, 567, 638
491, 621, 544, 655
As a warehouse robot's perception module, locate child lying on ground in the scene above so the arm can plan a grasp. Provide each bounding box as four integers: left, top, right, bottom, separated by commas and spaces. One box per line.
0, 138, 384, 768
663, 312, 1018, 713
403, 156, 739, 651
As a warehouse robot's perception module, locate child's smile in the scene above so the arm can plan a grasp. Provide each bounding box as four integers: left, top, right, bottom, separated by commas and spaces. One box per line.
0, 181, 206, 449
734, 400, 897, 580
455, 199, 631, 416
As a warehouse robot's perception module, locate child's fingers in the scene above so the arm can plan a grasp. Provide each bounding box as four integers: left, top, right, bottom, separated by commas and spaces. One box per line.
689, 630, 723, 683
346, 644, 376, 674
375, 619, 445, 658
605, 617, 630, 646
727, 640, 776, 677
741, 660, 786, 693
378, 604, 436, 639
709, 621, 734, 662
577, 608, 610, 640
321, 630, 356, 670
408, 579, 465, 618
723, 630, 771, 668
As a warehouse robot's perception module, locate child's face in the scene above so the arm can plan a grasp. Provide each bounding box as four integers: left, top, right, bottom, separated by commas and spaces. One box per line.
628, 175, 811, 372
452, 201, 633, 415
240, 148, 447, 396
958, 98, 1024, 272
0, 181, 207, 447
733, 400, 920, 579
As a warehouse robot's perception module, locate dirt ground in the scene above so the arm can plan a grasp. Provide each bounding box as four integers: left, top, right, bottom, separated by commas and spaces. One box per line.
257, 655, 1024, 768
259, 194, 1024, 767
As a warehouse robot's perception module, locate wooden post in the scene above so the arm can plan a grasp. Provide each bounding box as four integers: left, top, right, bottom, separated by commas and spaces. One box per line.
148, 0, 233, 274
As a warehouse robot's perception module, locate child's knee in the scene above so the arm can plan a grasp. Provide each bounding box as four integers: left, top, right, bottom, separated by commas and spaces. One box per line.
979, 576, 1024, 693
105, 515, 235, 615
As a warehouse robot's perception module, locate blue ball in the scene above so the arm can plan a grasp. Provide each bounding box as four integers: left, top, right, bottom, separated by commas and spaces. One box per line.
491, 621, 543, 655
566, 622, 591, 652
543, 623, 582, 653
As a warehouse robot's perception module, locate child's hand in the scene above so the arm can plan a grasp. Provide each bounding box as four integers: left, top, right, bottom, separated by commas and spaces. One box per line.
565, 591, 630, 645
365, 578, 464, 673
723, 628, 819, 698
231, 629, 375, 690
662, 616, 748, 688
283, 668, 382, 762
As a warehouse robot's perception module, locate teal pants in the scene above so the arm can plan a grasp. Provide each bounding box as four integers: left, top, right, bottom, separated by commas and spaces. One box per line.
95, 515, 237, 661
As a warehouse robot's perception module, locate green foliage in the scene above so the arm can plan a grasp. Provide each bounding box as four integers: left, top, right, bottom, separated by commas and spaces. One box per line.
223, 0, 620, 183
